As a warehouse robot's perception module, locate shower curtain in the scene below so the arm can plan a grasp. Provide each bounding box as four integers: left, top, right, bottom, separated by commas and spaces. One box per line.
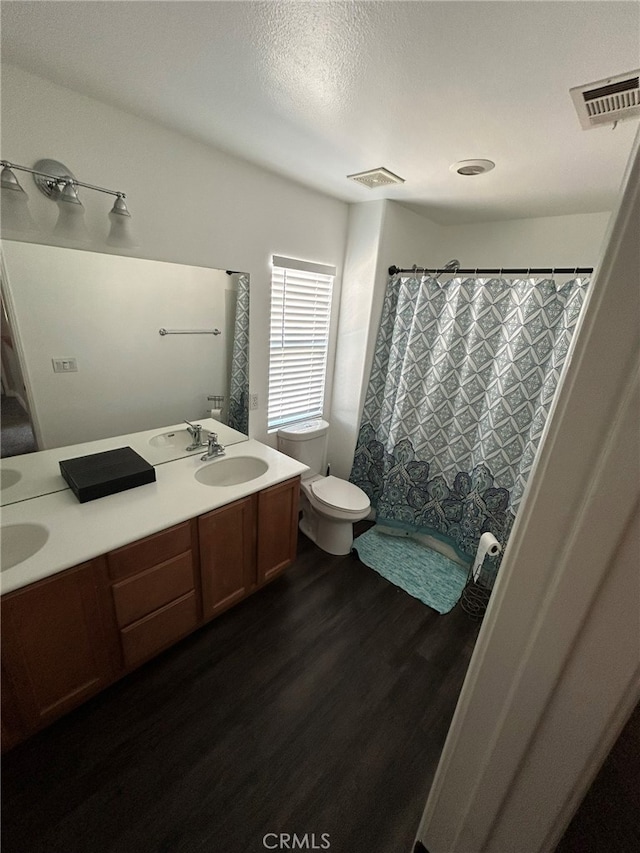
350, 273, 589, 577
227, 273, 250, 435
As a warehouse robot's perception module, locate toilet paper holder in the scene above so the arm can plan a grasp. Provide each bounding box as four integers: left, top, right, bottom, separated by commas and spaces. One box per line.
460, 532, 502, 621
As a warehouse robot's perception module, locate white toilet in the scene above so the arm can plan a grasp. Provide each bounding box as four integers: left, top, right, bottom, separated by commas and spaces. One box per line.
277, 419, 371, 556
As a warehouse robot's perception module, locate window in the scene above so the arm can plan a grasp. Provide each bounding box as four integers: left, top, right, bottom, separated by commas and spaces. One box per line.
267, 255, 336, 431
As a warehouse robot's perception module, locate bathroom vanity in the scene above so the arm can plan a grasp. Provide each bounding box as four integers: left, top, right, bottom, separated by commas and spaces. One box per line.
0, 437, 306, 752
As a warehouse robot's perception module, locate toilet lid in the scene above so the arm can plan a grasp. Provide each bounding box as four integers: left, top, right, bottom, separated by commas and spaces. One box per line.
310, 476, 370, 513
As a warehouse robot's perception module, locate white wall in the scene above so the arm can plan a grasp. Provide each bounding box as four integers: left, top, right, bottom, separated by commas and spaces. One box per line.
439, 210, 610, 269
327, 201, 384, 476
1, 64, 349, 444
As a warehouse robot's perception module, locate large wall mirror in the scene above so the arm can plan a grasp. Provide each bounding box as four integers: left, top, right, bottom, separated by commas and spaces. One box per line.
0, 241, 250, 503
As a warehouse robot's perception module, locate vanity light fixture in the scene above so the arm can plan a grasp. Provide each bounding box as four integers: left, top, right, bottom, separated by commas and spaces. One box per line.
0, 158, 138, 248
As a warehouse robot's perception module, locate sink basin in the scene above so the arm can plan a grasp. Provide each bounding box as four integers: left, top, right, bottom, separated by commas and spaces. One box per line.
149, 429, 194, 449
1, 523, 49, 571
0, 469, 22, 490
195, 456, 268, 487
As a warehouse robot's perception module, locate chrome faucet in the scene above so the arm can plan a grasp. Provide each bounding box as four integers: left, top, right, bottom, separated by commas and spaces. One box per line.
201, 431, 226, 461
184, 420, 205, 451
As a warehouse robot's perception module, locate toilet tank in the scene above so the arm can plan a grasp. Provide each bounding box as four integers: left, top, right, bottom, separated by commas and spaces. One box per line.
277, 419, 329, 476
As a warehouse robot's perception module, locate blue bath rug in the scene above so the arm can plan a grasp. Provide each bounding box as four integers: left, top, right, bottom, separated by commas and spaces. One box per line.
353, 528, 468, 614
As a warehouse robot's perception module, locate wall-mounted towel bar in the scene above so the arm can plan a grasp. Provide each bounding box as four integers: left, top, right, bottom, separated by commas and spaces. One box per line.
158, 328, 221, 336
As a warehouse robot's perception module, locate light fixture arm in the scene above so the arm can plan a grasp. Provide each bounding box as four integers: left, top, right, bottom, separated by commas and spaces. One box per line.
0, 160, 126, 199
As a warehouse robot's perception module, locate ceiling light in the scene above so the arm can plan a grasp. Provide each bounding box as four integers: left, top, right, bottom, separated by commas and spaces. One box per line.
347, 167, 406, 188
450, 159, 495, 176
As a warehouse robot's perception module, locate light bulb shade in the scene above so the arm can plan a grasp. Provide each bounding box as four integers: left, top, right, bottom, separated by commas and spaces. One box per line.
1, 174, 37, 234
106, 197, 137, 247
1, 166, 27, 194
53, 196, 89, 243
58, 181, 83, 205
110, 196, 130, 217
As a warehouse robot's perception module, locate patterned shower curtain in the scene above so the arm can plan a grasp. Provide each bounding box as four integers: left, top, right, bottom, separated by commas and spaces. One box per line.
227, 273, 250, 435
350, 273, 589, 571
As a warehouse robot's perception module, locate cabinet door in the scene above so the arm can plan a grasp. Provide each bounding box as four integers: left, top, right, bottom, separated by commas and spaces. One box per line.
198, 495, 256, 619
1, 559, 116, 734
1, 662, 27, 752
257, 477, 300, 584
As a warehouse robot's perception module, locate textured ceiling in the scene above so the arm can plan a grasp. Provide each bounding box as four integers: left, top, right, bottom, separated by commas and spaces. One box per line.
2, 1, 639, 224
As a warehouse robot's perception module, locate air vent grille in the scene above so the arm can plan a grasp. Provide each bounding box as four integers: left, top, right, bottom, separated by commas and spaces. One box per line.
347, 167, 405, 188
571, 70, 640, 129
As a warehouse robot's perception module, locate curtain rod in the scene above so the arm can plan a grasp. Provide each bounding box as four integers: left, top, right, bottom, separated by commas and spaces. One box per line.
388, 265, 593, 276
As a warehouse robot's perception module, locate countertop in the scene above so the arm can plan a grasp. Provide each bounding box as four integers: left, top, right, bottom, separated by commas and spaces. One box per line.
0, 440, 307, 595
0, 418, 249, 506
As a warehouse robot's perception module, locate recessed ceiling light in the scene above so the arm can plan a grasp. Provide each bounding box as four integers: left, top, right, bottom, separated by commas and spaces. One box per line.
450, 159, 495, 176
347, 167, 406, 188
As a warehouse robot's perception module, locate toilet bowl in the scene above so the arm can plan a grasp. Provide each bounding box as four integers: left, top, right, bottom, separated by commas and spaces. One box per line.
276, 420, 371, 556
299, 473, 371, 555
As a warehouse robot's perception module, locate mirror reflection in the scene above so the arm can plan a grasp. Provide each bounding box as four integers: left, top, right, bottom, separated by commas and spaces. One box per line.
0, 241, 249, 504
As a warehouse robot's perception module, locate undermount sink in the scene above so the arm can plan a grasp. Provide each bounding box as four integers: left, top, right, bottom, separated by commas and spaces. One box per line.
1, 523, 49, 571
195, 456, 268, 487
149, 429, 194, 449
0, 469, 22, 490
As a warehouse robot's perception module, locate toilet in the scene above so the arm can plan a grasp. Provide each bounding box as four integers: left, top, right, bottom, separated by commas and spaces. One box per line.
277, 419, 371, 556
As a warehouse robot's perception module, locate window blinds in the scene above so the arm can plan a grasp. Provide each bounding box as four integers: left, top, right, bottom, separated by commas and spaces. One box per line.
268, 258, 335, 431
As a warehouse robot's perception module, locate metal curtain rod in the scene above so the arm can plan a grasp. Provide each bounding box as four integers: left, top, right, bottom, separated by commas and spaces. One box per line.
388, 265, 593, 276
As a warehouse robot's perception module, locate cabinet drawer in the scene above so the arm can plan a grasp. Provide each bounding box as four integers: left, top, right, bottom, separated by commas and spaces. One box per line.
107, 522, 192, 581
120, 591, 198, 669
112, 552, 195, 628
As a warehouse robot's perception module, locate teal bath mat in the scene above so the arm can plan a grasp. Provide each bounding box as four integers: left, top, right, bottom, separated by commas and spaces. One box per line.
353, 528, 468, 614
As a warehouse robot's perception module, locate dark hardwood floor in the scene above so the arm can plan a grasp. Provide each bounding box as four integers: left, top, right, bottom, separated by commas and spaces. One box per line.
555, 702, 640, 853
1, 526, 479, 853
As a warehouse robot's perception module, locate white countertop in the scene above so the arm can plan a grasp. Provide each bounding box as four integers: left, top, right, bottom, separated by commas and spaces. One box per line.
0, 418, 249, 506
0, 440, 307, 595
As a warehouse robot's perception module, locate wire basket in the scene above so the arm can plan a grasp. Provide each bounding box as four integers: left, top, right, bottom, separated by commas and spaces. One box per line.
460, 577, 492, 621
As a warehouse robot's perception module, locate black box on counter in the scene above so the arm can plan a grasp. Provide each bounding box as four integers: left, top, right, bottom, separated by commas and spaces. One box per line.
59, 446, 156, 503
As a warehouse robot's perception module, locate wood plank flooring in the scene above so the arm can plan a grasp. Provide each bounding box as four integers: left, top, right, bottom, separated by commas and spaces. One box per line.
1, 527, 479, 853
555, 702, 640, 852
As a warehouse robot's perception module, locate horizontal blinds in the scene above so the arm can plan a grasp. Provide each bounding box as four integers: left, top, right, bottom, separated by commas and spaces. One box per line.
268, 264, 334, 430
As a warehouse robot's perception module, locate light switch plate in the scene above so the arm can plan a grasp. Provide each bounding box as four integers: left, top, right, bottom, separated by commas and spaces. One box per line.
52, 358, 78, 373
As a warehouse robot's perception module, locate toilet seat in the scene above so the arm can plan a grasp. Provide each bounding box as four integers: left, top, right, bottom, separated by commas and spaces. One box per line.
309, 475, 370, 515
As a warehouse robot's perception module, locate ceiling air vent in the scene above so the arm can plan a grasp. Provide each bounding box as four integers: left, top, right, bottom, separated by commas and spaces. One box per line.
347, 167, 405, 188
570, 70, 640, 130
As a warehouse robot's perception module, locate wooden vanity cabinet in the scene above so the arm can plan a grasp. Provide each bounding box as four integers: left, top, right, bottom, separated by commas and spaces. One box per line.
198, 477, 300, 617
257, 477, 300, 584
1, 476, 300, 751
107, 520, 200, 670
199, 495, 257, 619
1, 558, 117, 744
